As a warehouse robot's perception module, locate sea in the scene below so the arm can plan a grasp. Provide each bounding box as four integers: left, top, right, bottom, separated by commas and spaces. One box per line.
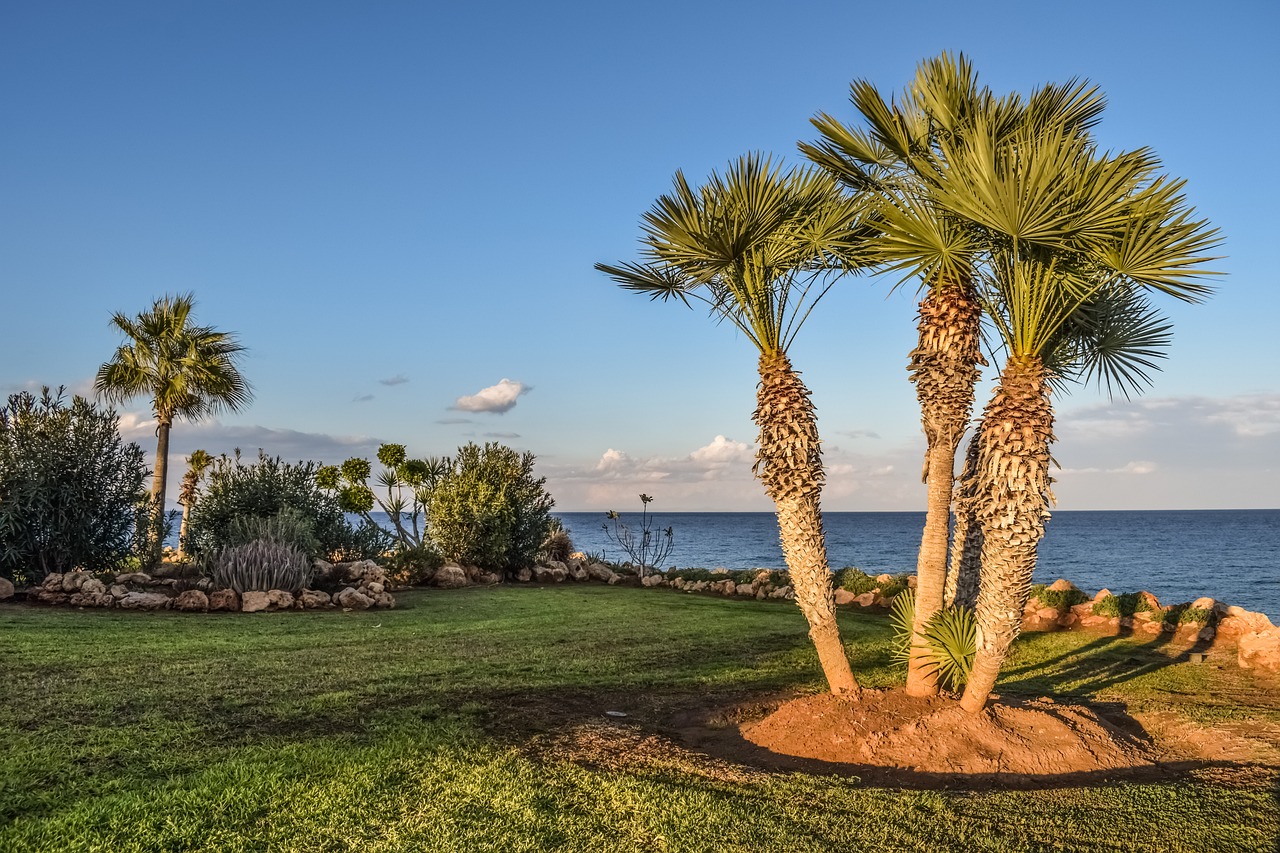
554, 509, 1280, 622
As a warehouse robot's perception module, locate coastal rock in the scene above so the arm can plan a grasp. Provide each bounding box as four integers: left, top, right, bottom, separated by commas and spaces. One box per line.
266, 590, 295, 610
907, 575, 918, 590
735, 582, 755, 597
0, 577, 14, 600
208, 589, 240, 611
1139, 591, 1162, 612
298, 589, 332, 609
80, 578, 107, 596
61, 571, 91, 593
336, 587, 373, 610
374, 592, 396, 609
1048, 578, 1080, 593
586, 563, 620, 584
641, 574, 665, 588
516, 567, 533, 583
174, 590, 209, 612
534, 563, 569, 584
834, 588, 857, 606
119, 591, 172, 611
874, 573, 894, 585
1238, 629, 1280, 673
770, 585, 794, 600
434, 565, 469, 589
42, 573, 64, 590
854, 592, 877, 607
241, 591, 271, 613
1093, 588, 1112, 601
69, 591, 113, 607
567, 561, 589, 582
1191, 597, 1217, 611
365, 581, 385, 596
114, 572, 152, 585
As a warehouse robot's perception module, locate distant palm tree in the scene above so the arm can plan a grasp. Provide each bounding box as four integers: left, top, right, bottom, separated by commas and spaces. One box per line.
176, 448, 213, 558
597, 154, 872, 696
95, 294, 252, 563
802, 52, 1108, 696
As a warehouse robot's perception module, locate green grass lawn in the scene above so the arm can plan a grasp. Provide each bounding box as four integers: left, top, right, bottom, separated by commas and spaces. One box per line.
2, 585, 1277, 852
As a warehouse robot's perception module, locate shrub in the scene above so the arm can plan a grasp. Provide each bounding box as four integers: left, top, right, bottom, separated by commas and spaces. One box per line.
0, 388, 148, 583
667, 567, 718, 582
426, 442, 555, 575
383, 543, 444, 587
836, 567, 878, 595
317, 444, 450, 552
1157, 604, 1215, 626
601, 494, 674, 577
210, 538, 312, 593
1091, 592, 1154, 618
1029, 583, 1089, 610
186, 451, 391, 561
538, 518, 574, 564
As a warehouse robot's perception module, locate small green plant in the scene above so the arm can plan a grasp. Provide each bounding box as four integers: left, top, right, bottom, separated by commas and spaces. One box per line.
666, 567, 718, 582
1029, 583, 1090, 610
1157, 604, 1214, 626
210, 538, 312, 593
227, 508, 321, 555
538, 518, 574, 564
890, 589, 977, 690
602, 494, 675, 578
1091, 592, 1155, 618
317, 444, 450, 551
383, 543, 444, 587
835, 567, 878, 595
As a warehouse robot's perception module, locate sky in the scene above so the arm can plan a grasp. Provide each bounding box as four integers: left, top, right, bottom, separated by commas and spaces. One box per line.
2, 1, 1277, 513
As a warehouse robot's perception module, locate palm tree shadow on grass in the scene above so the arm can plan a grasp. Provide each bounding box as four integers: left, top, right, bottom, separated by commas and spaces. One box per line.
995, 626, 1216, 698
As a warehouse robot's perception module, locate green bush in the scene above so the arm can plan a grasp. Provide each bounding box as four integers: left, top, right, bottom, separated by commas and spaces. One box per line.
210, 538, 312, 593
383, 543, 444, 587
1156, 604, 1214, 626
426, 442, 555, 575
1091, 592, 1155, 618
0, 388, 148, 583
186, 451, 391, 561
836, 567, 878, 595
538, 518, 574, 564
1029, 583, 1089, 610
666, 567, 718, 582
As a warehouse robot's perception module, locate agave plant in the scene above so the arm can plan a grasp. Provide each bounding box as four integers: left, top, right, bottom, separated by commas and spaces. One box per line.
890, 588, 977, 692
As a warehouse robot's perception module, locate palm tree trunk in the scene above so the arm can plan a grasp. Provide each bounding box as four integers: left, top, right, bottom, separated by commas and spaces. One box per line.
151, 418, 172, 565
906, 285, 984, 696
755, 352, 859, 697
959, 358, 1055, 714
176, 504, 191, 558
944, 430, 982, 610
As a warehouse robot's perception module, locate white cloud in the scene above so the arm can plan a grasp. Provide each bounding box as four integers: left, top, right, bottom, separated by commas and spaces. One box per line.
689, 434, 753, 465
453, 378, 530, 414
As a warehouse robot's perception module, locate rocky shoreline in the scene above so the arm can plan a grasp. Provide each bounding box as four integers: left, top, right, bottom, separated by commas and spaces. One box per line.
3, 555, 1276, 674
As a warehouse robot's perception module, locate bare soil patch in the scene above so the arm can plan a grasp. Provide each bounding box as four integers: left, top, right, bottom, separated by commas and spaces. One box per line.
739, 690, 1158, 780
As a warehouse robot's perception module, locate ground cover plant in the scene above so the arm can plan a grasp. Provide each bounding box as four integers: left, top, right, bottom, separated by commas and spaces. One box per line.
2, 586, 1276, 852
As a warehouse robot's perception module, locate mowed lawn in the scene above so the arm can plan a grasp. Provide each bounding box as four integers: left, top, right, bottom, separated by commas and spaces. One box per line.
2, 585, 1278, 852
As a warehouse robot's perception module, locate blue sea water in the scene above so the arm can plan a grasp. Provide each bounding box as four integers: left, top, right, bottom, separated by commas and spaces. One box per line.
555, 509, 1280, 621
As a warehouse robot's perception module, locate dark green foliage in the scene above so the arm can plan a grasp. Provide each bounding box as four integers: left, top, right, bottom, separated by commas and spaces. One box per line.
1030, 583, 1090, 610
210, 538, 312, 593
186, 451, 391, 561
836, 567, 878, 595
226, 507, 322, 555
317, 444, 449, 552
1092, 592, 1155, 618
890, 589, 977, 690
0, 388, 148, 583
538, 518, 575, 564
665, 567, 719, 582
383, 543, 444, 587
426, 442, 554, 574
1156, 604, 1215, 626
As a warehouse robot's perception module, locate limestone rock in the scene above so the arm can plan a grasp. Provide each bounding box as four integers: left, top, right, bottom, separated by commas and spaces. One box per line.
365, 581, 385, 596
1191, 596, 1216, 611
586, 563, 620, 584
474, 571, 501, 585
208, 589, 241, 611
1238, 629, 1280, 673
118, 591, 172, 610
80, 578, 107, 596
833, 588, 856, 606
373, 592, 396, 609
434, 564, 469, 589
174, 590, 210, 612
516, 567, 533, 583
735, 582, 755, 597
114, 572, 152, 585
0, 577, 14, 600
854, 592, 876, 607
61, 571, 91, 593
266, 590, 295, 610
42, 573, 64, 590
641, 574, 665, 588
70, 592, 114, 608
906, 575, 918, 589
533, 564, 568, 584
335, 587, 374, 609
1047, 578, 1079, 593
298, 589, 332, 609
874, 573, 894, 585
567, 561, 589, 582
1093, 588, 1111, 601
241, 591, 271, 613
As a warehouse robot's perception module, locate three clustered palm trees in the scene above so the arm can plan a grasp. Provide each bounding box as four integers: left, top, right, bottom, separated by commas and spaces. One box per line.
599, 53, 1219, 712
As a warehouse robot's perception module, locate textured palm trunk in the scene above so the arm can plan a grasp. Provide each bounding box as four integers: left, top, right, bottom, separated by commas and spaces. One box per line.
944, 431, 983, 610
150, 418, 172, 564
959, 358, 1055, 714
905, 285, 984, 696
176, 503, 191, 558
755, 352, 859, 697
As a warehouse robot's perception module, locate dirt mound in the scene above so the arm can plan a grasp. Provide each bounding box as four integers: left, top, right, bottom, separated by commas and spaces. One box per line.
741, 690, 1159, 779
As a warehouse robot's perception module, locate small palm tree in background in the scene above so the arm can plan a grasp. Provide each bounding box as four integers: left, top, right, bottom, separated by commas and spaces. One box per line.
176, 448, 213, 557
95, 293, 253, 564
597, 154, 872, 696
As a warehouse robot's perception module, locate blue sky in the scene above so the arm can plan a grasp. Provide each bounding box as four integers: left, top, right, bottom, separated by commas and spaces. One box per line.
2, 1, 1276, 512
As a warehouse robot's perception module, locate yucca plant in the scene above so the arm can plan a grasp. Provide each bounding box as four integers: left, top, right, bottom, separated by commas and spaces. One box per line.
210, 538, 312, 593
890, 588, 977, 691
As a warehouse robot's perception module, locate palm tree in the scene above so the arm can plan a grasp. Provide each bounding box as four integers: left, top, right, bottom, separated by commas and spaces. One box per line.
176, 448, 213, 558
917, 118, 1222, 713
597, 154, 871, 696
801, 53, 1108, 696
95, 293, 253, 562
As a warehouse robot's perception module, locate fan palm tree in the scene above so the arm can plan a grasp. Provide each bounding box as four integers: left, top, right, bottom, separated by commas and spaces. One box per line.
801, 53, 1108, 696
597, 154, 872, 696
919, 118, 1222, 713
95, 294, 253, 563
176, 448, 213, 558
